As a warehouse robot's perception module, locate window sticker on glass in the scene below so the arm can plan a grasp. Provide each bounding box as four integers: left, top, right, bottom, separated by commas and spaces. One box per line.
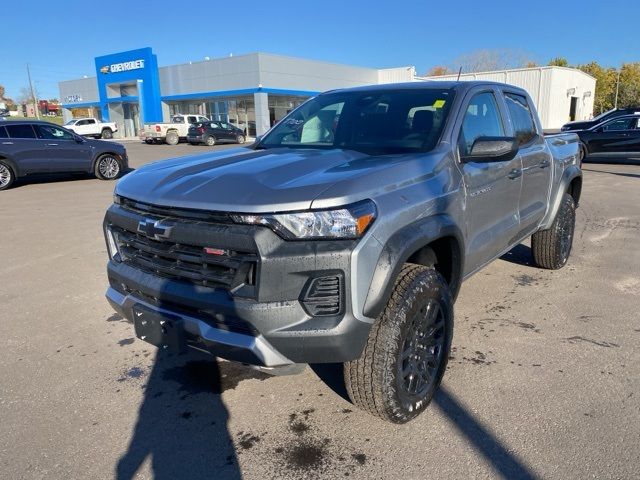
433, 99, 446, 108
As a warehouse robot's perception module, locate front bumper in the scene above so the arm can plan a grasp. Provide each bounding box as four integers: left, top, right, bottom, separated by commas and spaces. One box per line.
104, 203, 372, 366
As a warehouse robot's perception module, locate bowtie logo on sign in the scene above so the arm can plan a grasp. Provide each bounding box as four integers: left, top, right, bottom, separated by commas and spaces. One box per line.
100, 59, 145, 74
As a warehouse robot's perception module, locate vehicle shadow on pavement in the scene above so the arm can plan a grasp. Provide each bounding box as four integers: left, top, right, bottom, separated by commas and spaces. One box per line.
434, 386, 538, 480
116, 349, 270, 480
500, 243, 534, 267
10, 168, 135, 189
581, 168, 640, 179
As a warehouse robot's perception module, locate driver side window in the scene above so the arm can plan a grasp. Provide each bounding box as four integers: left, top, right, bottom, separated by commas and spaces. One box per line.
458, 92, 505, 156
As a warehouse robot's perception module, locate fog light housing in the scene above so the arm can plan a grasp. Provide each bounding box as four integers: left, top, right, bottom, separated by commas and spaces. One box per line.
301, 274, 343, 316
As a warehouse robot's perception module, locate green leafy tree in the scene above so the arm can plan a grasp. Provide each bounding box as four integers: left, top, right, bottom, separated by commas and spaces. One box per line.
618, 63, 640, 108
577, 62, 617, 114
548, 57, 569, 67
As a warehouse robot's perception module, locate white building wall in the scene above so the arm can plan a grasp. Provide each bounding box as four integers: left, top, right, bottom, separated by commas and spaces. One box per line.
419, 66, 596, 129
377, 67, 417, 84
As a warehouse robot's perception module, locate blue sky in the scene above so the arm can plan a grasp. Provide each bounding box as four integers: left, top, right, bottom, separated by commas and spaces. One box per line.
1, 0, 638, 100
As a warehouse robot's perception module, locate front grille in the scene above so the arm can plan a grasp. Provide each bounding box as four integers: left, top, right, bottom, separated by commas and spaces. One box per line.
301, 275, 343, 316
111, 225, 257, 290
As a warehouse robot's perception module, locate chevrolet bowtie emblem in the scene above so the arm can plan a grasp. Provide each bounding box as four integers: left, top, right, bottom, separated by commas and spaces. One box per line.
137, 219, 174, 240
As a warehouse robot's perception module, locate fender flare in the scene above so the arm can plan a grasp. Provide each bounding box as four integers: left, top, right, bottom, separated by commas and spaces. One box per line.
362, 214, 464, 318
540, 165, 582, 230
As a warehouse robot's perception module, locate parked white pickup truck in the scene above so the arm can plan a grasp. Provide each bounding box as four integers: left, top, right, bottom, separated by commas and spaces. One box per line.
141, 114, 210, 145
64, 118, 118, 139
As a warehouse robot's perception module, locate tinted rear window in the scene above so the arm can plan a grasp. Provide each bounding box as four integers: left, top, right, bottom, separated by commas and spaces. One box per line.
504, 93, 537, 145
6, 124, 37, 139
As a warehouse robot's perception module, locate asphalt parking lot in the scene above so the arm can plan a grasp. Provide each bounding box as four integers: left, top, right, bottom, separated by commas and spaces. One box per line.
1, 142, 639, 480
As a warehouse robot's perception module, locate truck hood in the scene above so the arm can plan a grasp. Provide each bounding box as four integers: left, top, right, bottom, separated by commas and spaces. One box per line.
115, 147, 398, 213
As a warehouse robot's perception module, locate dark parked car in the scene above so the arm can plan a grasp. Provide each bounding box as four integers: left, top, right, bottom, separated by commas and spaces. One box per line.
561, 106, 640, 132
0, 120, 128, 191
187, 121, 246, 146
575, 114, 640, 159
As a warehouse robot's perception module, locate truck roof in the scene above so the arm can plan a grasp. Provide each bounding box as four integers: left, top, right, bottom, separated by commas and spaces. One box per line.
327, 80, 529, 96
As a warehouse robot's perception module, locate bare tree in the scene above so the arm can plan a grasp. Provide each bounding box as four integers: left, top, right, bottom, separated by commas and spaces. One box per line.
17, 86, 39, 105
451, 49, 534, 73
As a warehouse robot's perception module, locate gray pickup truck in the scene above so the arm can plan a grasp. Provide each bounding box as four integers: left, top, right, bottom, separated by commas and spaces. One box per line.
103, 81, 582, 423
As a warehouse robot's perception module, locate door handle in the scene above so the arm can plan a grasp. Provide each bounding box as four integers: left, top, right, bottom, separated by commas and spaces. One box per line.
1, 141, 13, 145
46, 143, 59, 146
539, 160, 550, 169
508, 169, 522, 179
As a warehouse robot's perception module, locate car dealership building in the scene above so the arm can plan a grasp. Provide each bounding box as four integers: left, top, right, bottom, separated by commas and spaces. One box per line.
59, 47, 596, 138
58, 47, 415, 138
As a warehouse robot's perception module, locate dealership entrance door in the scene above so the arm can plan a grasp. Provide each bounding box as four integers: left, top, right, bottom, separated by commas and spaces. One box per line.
107, 101, 141, 138
123, 103, 140, 137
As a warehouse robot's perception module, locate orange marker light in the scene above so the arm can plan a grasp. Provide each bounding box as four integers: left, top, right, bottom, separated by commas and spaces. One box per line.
356, 213, 374, 235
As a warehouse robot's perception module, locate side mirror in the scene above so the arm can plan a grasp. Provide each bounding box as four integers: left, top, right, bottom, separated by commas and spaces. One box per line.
462, 136, 518, 162
74, 133, 86, 143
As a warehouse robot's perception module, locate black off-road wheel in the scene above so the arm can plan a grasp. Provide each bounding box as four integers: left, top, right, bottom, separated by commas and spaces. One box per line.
94, 154, 121, 180
344, 264, 454, 423
0, 161, 15, 191
531, 192, 576, 269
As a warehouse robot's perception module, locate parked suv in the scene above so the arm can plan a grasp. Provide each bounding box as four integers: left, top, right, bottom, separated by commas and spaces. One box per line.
104, 82, 582, 423
187, 120, 246, 146
561, 106, 640, 131
575, 114, 640, 159
0, 120, 127, 190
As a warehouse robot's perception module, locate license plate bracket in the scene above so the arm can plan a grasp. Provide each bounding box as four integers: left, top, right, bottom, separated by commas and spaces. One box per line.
132, 305, 185, 353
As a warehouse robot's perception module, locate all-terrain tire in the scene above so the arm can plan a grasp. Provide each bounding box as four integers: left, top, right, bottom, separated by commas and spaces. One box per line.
344, 264, 454, 423
165, 131, 179, 145
0, 161, 15, 191
531, 192, 576, 269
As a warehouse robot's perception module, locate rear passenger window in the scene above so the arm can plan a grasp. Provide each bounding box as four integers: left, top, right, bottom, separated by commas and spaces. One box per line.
603, 118, 635, 131
0, 126, 7, 138
6, 124, 37, 139
505, 93, 537, 145
459, 92, 505, 156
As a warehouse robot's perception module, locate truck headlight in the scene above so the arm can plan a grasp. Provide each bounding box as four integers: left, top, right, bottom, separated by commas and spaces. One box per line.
232, 200, 376, 239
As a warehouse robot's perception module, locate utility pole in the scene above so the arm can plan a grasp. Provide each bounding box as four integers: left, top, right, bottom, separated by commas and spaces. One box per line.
27, 64, 39, 119
614, 69, 621, 109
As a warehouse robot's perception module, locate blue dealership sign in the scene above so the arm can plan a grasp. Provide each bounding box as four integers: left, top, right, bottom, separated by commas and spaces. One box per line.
94, 47, 163, 123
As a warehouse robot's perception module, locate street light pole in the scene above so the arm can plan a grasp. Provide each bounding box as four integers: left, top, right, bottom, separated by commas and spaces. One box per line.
614, 69, 621, 109
27, 64, 40, 120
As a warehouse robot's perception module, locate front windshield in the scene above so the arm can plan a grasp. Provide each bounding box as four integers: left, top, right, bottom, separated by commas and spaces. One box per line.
258, 88, 455, 154
592, 108, 615, 122
64, 120, 76, 125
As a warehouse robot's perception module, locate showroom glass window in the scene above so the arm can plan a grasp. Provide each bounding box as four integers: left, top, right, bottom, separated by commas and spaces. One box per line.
504, 92, 537, 145
458, 92, 505, 156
